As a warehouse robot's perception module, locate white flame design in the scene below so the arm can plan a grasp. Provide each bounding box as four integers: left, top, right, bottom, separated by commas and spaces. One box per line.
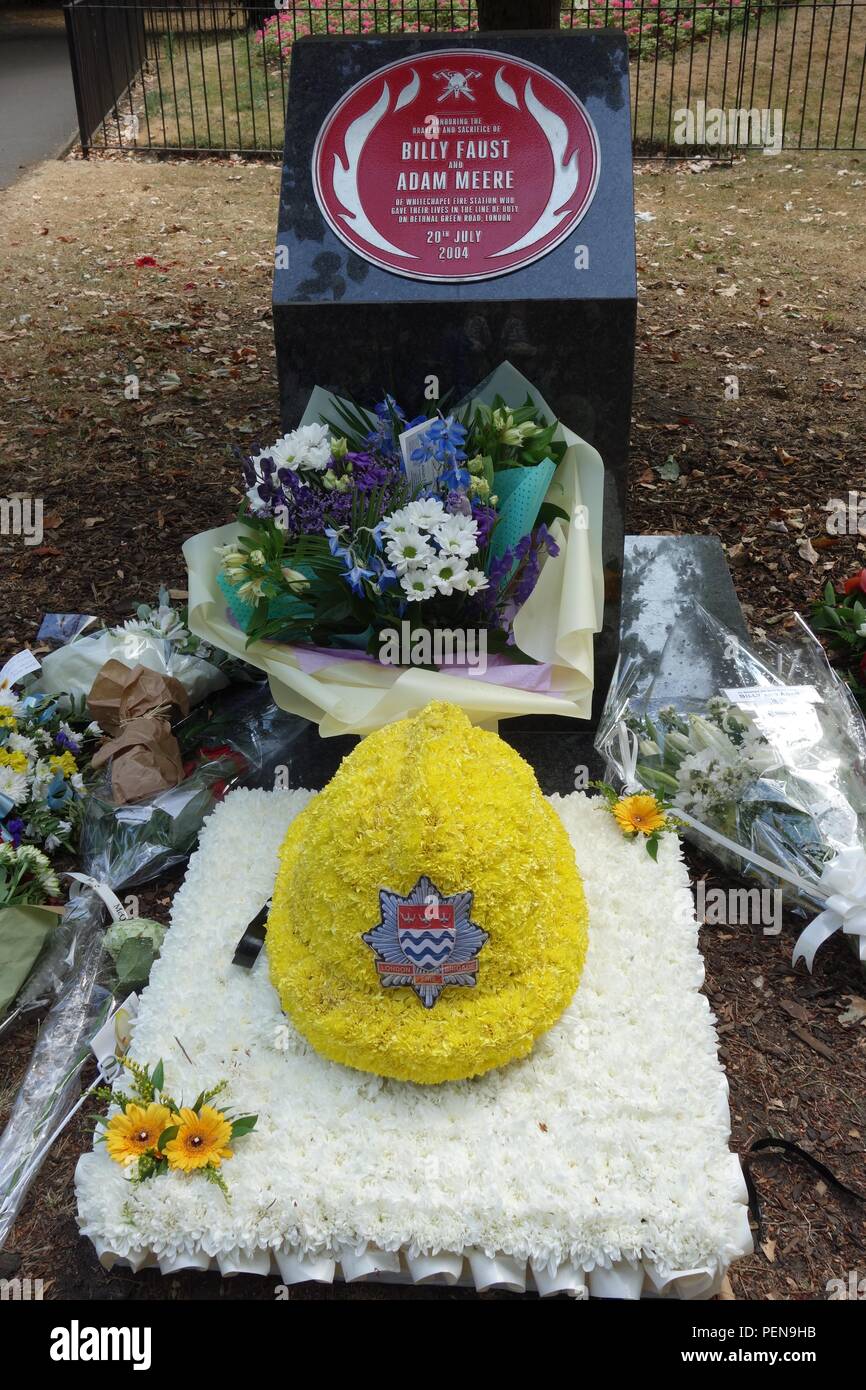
331, 81, 416, 260
491, 77, 580, 259
394, 68, 420, 111
494, 66, 519, 111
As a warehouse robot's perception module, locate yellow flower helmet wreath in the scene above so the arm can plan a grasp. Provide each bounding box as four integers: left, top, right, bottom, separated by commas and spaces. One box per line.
267, 702, 589, 1084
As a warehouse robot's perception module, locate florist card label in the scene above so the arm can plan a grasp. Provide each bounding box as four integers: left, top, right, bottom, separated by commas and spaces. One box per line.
312, 49, 600, 283
399, 418, 443, 491
723, 684, 824, 748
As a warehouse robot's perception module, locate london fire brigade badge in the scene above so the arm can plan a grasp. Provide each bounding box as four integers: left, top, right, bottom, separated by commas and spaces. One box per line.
362, 875, 488, 1008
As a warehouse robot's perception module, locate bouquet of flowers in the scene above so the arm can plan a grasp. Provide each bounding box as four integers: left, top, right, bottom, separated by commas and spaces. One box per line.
185, 364, 603, 735
38, 588, 232, 708
597, 605, 866, 973
0, 686, 99, 854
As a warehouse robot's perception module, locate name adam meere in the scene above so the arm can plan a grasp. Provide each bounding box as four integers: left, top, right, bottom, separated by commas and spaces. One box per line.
50, 1320, 152, 1371
378, 621, 488, 674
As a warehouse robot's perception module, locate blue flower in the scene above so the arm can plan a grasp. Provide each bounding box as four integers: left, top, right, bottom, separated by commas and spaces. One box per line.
342, 559, 375, 597
325, 526, 351, 562
370, 557, 399, 592
374, 395, 407, 423
441, 463, 471, 492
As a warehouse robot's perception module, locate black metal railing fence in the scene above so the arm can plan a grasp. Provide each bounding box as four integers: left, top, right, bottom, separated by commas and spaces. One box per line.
63, 0, 866, 157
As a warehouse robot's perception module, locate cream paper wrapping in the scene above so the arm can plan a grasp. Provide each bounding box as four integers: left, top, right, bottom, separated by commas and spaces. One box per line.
184, 364, 604, 737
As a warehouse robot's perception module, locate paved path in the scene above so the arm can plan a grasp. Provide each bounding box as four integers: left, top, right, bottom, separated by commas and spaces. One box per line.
0, 22, 78, 190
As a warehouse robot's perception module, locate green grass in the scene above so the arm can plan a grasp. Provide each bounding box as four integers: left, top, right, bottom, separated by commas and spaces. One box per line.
140, 27, 288, 152
128, 4, 866, 154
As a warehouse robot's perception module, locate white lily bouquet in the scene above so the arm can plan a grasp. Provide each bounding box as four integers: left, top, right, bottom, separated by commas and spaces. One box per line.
183, 363, 603, 736
597, 605, 866, 974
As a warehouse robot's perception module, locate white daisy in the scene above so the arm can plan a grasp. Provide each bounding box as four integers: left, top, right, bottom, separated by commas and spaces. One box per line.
404, 497, 446, 530
429, 554, 469, 595
461, 568, 489, 595
385, 530, 435, 575
380, 507, 413, 540
400, 570, 436, 602
271, 422, 332, 473
432, 513, 479, 559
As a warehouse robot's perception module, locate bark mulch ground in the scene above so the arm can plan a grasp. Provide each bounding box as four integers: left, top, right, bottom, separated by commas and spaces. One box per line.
0, 151, 864, 1301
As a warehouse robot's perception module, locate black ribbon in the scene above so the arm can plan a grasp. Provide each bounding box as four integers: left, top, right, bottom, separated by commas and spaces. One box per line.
232, 901, 270, 969
743, 1136, 866, 1240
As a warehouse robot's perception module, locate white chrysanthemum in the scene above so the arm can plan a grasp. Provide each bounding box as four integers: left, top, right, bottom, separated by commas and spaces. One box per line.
29, 760, 54, 797
6, 732, 37, 760
385, 529, 434, 575
461, 568, 489, 595
428, 554, 469, 595
431, 513, 479, 560
122, 608, 188, 645
400, 570, 436, 602
0, 766, 29, 805
271, 423, 332, 474
380, 507, 413, 540
403, 497, 446, 530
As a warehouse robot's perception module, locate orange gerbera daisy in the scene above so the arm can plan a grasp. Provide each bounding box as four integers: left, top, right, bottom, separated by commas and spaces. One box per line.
164, 1106, 233, 1172
105, 1102, 171, 1167
612, 793, 667, 837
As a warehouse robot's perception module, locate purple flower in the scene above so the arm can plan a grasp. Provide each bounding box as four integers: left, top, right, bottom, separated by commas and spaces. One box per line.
487, 549, 515, 591
535, 523, 560, 559
347, 452, 390, 491
446, 491, 473, 517
55, 729, 80, 756
3, 818, 24, 848
278, 471, 354, 539
471, 503, 497, 548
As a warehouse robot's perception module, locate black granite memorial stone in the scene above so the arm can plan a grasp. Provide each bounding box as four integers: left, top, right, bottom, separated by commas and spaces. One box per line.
274, 29, 637, 724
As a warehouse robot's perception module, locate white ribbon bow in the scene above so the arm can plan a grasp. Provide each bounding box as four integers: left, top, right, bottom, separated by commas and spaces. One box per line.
616, 722, 642, 794
792, 847, 866, 972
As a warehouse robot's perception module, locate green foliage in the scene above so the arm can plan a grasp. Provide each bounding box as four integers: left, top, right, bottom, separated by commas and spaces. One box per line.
811, 576, 866, 712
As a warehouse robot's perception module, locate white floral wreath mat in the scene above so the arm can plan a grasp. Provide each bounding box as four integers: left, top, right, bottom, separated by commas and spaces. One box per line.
76, 788, 752, 1298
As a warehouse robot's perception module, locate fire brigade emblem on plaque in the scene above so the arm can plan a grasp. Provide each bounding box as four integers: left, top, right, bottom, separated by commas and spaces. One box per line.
363, 876, 488, 1009
312, 48, 600, 282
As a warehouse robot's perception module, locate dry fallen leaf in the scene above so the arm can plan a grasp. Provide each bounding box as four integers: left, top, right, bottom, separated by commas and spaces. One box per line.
839, 995, 866, 1027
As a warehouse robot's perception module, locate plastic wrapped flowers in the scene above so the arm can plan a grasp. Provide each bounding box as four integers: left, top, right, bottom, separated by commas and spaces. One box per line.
184, 363, 604, 735
597, 605, 866, 974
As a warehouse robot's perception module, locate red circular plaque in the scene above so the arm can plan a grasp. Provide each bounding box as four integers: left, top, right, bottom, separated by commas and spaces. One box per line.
312, 48, 600, 282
